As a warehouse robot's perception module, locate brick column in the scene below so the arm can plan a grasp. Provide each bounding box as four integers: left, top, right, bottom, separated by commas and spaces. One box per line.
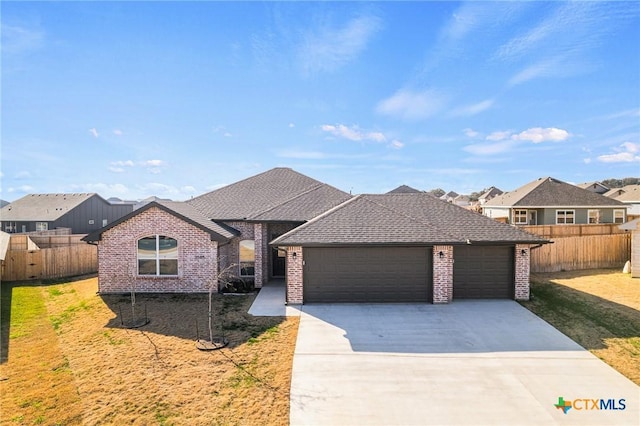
253, 223, 266, 288
515, 244, 530, 300
286, 246, 303, 304
433, 246, 453, 303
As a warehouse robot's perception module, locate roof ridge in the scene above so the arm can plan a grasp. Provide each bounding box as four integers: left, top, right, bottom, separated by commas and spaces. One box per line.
363, 195, 462, 242
248, 182, 325, 219
271, 195, 362, 244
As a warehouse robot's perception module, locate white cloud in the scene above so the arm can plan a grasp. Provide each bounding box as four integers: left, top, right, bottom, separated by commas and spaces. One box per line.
288, 123, 295, 128
180, 185, 197, 194
450, 99, 494, 117
8, 185, 35, 193
389, 140, 404, 149
321, 124, 387, 143
299, 15, 382, 74
597, 142, 640, 163
1, 24, 43, 54
464, 140, 515, 156
111, 160, 135, 167
113, 129, 123, 136
507, 58, 561, 87
376, 89, 447, 120
463, 128, 480, 138
89, 128, 99, 138
512, 127, 570, 143
141, 159, 166, 167
486, 131, 512, 141
583, 158, 592, 164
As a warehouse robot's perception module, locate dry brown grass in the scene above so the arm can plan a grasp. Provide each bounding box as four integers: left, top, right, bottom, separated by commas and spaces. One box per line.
523, 269, 640, 385
1, 277, 299, 425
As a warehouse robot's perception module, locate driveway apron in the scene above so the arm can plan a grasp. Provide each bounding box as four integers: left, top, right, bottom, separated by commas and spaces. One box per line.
290, 301, 640, 425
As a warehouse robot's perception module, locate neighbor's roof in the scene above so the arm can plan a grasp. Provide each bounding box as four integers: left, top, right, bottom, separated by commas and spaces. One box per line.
619, 218, 639, 231
83, 201, 238, 243
483, 177, 625, 208
187, 167, 351, 221
611, 185, 640, 202
0, 193, 98, 221
576, 181, 609, 191
479, 186, 503, 199
272, 193, 548, 246
387, 185, 422, 194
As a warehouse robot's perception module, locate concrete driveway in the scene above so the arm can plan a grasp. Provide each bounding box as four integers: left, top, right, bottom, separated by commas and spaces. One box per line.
290, 301, 639, 425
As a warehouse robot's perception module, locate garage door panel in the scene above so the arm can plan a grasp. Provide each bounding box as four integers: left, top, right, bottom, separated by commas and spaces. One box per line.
453, 246, 514, 299
304, 247, 432, 303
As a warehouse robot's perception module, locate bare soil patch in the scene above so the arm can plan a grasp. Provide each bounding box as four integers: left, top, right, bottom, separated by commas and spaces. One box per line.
523, 269, 640, 385
1, 277, 298, 425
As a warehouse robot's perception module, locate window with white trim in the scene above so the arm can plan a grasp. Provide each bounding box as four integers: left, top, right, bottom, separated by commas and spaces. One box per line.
513, 209, 527, 225
36, 222, 48, 231
556, 210, 575, 224
613, 209, 625, 224
137, 235, 178, 276
588, 209, 601, 224
239, 240, 255, 276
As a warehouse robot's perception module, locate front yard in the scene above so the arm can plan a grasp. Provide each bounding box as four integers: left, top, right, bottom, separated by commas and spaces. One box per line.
522, 269, 640, 385
0, 277, 299, 425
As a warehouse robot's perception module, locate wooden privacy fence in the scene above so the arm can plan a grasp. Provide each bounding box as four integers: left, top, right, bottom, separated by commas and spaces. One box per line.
1, 235, 97, 281
530, 233, 631, 273
522, 224, 625, 237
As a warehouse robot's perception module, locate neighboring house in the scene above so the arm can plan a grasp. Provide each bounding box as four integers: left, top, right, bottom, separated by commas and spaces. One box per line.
440, 191, 459, 203
273, 193, 547, 304
0, 200, 9, 208
453, 194, 471, 207
606, 185, 640, 220
83, 168, 351, 293
620, 219, 639, 278
478, 187, 503, 205
577, 181, 609, 194
387, 185, 421, 194
482, 177, 627, 225
84, 167, 547, 304
0, 193, 134, 234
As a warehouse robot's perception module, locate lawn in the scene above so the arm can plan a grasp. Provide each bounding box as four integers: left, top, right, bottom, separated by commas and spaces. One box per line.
522, 269, 640, 385
1, 277, 299, 425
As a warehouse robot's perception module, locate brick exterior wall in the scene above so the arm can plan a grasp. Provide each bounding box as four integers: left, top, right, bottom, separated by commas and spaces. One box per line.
515, 244, 531, 300
286, 246, 303, 304
97, 207, 218, 293
433, 245, 453, 303
254, 223, 267, 288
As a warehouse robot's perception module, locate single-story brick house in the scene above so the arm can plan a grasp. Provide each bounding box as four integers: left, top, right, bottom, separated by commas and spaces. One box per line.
84, 168, 547, 303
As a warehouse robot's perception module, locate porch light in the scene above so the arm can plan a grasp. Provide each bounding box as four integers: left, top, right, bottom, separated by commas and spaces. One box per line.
292, 252, 297, 258
439, 251, 444, 259
521, 249, 527, 256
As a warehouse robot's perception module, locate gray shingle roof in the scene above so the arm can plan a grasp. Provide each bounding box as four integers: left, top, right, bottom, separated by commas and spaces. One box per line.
0, 193, 97, 221
187, 167, 351, 221
272, 193, 547, 246
387, 185, 422, 194
83, 201, 238, 243
483, 177, 626, 207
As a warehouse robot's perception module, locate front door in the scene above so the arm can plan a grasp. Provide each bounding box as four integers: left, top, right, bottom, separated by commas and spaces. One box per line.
271, 234, 286, 277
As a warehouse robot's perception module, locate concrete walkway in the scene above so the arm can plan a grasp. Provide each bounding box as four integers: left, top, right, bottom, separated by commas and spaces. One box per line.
248, 280, 300, 317
290, 301, 639, 425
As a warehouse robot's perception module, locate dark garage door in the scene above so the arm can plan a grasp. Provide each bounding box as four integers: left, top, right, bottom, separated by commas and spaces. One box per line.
303, 247, 432, 303
453, 246, 514, 299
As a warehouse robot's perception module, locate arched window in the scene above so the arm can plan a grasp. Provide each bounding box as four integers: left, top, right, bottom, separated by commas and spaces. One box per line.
239, 240, 255, 276
138, 235, 178, 276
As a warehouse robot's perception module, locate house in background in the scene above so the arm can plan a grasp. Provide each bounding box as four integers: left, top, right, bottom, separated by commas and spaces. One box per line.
0, 193, 133, 234
478, 187, 503, 205
577, 181, 609, 194
605, 185, 640, 220
387, 185, 422, 194
482, 177, 627, 225
453, 194, 471, 207
620, 219, 640, 278
84, 167, 547, 304
440, 191, 459, 203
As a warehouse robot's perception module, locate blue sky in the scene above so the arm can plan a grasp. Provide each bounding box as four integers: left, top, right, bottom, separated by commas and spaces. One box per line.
2, 1, 639, 202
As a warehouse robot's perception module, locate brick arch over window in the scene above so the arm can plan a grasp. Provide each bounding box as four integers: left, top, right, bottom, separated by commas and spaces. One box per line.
137, 235, 178, 276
